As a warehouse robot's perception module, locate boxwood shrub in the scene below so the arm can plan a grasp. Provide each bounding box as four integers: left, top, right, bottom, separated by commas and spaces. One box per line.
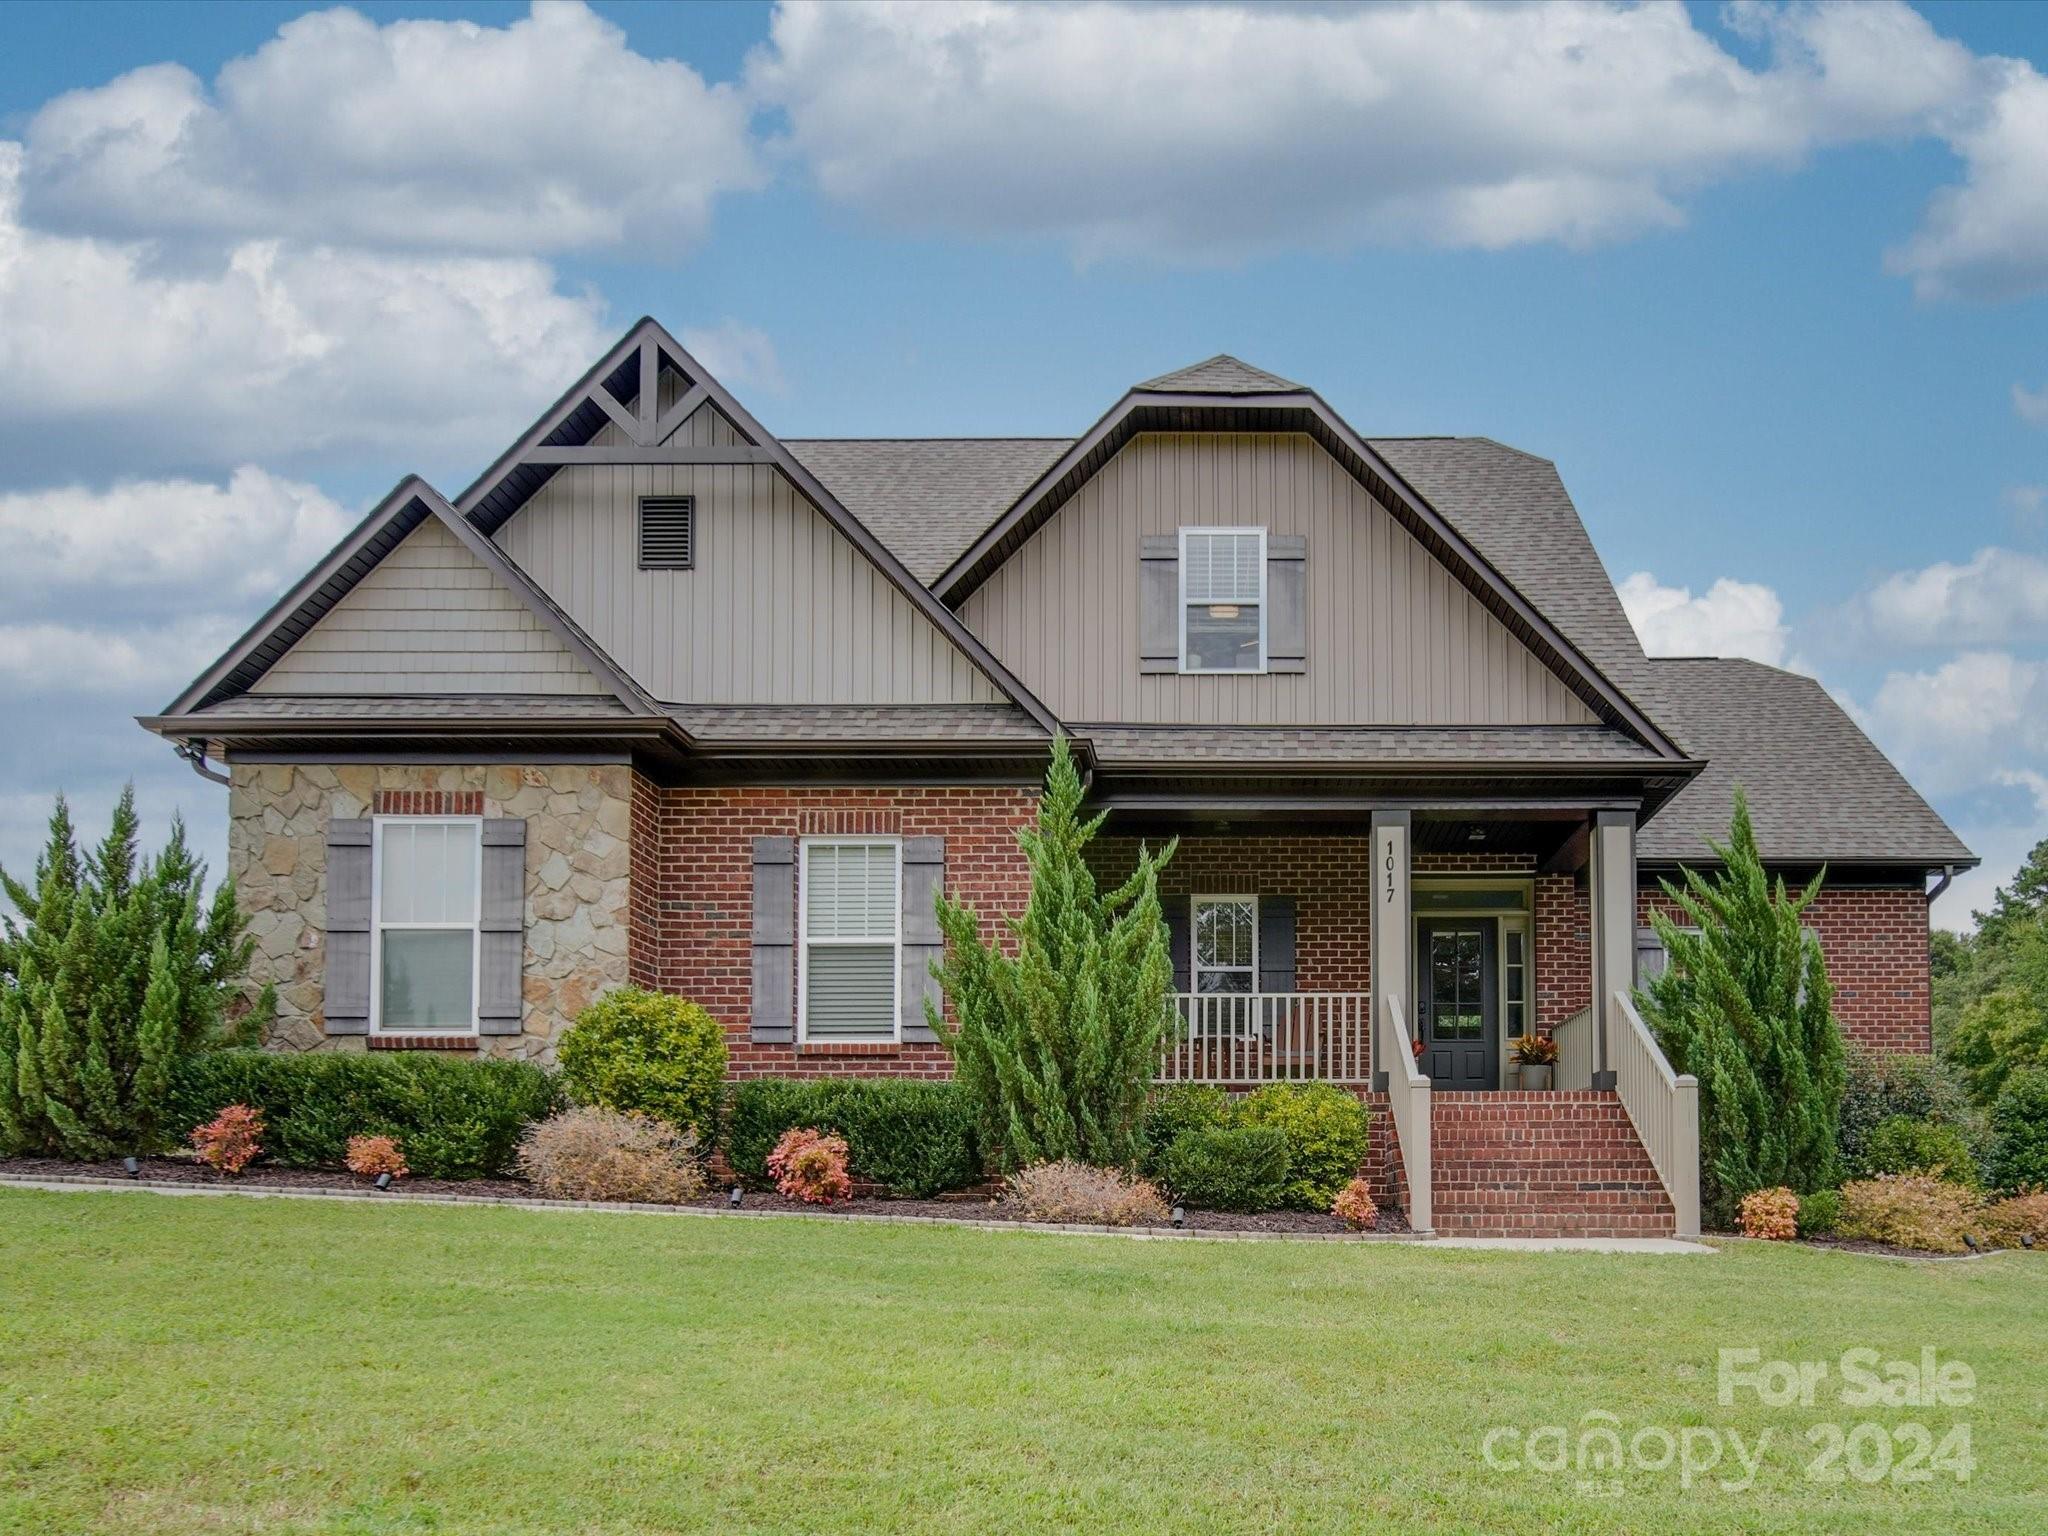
1157, 1125, 1292, 1212
165, 1050, 561, 1179
557, 988, 726, 1139
725, 1078, 982, 1198
1235, 1081, 1372, 1209
1139, 1084, 1231, 1176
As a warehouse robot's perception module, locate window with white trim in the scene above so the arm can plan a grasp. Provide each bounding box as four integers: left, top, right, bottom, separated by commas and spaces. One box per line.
1192, 895, 1258, 994
372, 818, 481, 1032
1179, 528, 1266, 672
800, 839, 901, 1041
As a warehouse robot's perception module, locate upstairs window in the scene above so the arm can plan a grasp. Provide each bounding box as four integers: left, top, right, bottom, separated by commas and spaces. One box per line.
800, 839, 901, 1041
638, 495, 696, 570
1180, 528, 1265, 672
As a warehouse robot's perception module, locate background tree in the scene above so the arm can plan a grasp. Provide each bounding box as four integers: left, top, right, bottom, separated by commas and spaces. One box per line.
929, 737, 1176, 1171
0, 789, 253, 1157
1931, 842, 2048, 1088
1636, 786, 1845, 1225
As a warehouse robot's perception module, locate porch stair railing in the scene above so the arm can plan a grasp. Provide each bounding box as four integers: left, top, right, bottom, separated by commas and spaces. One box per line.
1159, 993, 1371, 1084
1552, 1007, 1595, 1090
1378, 992, 1433, 1236
1608, 990, 1701, 1239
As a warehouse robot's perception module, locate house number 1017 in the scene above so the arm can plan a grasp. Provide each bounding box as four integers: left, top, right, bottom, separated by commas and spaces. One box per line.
1383, 840, 1395, 904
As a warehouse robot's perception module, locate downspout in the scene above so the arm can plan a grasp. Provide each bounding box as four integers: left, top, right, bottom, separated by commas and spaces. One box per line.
174, 740, 231, 787
1926, 865, 1955, 905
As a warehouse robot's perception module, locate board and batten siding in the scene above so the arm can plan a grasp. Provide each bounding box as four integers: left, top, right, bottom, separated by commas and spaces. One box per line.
251, 517, 607, 696
959, 432, 1598, 726
494, 398, 1000, 706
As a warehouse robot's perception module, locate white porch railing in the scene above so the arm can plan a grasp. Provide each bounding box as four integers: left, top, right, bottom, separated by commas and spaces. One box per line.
1158, 993, 1371, 1084
1377, 993, 1433, 1235
1609, 990, 1701, 1239
1553, 1006, 1594, 1091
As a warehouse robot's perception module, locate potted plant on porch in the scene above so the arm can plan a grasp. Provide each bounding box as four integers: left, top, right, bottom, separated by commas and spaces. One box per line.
1511, 1033, 1558, 1091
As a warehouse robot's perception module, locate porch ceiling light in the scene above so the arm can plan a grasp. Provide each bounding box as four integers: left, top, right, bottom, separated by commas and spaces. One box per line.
1467, 827, 1486, 842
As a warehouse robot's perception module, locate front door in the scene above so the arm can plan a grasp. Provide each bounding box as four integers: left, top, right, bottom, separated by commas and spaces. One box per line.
1415, 918, 1499, 1090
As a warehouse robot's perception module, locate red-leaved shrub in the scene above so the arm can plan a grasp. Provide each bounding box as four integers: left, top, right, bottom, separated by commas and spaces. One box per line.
345, 1135, 408, 1181
767, 1127, 852, 1204
1738, 1186, 1800, 1241
191, 1104, 264, 1175
1331, 1177, 1378, 1231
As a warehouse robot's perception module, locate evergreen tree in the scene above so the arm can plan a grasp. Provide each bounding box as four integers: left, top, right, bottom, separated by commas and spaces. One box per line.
0, 788, 254, 1157
1637, 787, 1845, 1225
928, 737, 1176, 1171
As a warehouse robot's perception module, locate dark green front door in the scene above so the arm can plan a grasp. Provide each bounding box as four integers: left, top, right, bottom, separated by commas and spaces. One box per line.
1415, 918, 1499, 1090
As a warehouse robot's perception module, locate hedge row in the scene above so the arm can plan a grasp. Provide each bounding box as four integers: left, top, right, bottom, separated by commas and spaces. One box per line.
165, 1051, 561, 1180
725, 1077, 982, 1198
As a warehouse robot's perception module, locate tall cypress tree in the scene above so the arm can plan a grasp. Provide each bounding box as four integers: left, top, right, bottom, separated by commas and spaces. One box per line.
0, 788, 254, 1157
1637, 787, 1845, 1225
928, 737, 1176, 1170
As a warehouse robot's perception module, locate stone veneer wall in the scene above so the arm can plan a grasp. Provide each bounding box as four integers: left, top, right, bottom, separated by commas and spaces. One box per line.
229, 763, 633, 1058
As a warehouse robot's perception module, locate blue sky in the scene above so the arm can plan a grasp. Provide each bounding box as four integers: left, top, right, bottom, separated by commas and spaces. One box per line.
0, 0, 2042, 928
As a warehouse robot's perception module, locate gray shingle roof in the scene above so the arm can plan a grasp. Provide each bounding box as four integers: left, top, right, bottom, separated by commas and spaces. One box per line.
784, 439, 1071, 584
185, 694, 635, 721
1637, 658, 1973, 868
1136, 355, 1302, 393
667, 704, 1046, 742
1076, 724, 1660, 767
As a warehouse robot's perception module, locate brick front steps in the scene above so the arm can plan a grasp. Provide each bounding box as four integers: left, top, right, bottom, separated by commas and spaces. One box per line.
1429, 1090, 1676, 1238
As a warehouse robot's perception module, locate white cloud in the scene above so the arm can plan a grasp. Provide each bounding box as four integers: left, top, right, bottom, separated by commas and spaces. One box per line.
1618, 570, 1789, 664
21, 1, 763, 257
0, 141, 610, 470
1886, 55, 2048, 301
0, 466, 350, 603
681, 319, 787, 397
1857, 547, 2048, 648
1855, 650, 2048, 795
0, 617, 245, 696
749, 0, 1974, 263
2017, 381, 2048, 428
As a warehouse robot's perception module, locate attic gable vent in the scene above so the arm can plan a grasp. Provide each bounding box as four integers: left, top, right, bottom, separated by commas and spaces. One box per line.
638, 496, 696, 570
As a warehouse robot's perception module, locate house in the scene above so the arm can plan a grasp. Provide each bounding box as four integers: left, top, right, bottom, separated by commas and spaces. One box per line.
140, 319, 1973, 1238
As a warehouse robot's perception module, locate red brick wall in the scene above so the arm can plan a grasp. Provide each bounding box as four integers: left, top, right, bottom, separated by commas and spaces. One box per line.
631, 785, 1037, 1078
1638, 884, 1931, 1054
1536, 874, 1591, 1034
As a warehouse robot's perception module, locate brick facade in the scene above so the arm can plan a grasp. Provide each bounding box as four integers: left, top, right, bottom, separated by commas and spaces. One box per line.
629, 784, 1038, 1078
1639, 883, 1932, 1054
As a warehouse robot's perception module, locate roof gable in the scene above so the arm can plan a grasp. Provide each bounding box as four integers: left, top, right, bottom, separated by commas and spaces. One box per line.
452, 318, 1056, 732
155, 479, 653, 719
1136, 355, 1301, 393
930, 376, 1684, 757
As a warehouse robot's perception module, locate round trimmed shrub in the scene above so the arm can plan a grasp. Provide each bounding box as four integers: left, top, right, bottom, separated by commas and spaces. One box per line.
1157, 1124, 1291, 1212
557, 988, 726, 1138
1990, 1067, 2048, 1194
1140, 1084, 1231, 1175
1235, 1081, 1371, 1210
1797, 1187, 1843, 1237
1864, 1115, 1982, 1189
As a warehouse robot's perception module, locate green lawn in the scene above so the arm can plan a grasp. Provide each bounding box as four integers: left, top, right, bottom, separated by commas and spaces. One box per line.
1, 1190, 2042, 1534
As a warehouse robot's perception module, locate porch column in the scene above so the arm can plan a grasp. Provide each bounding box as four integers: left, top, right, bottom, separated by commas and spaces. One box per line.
1589, 809, 1637, 1090
1370, 809, 1411, 1091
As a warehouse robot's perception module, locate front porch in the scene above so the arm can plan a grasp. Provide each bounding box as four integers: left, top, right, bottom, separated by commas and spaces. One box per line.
1093, 805, 1700, 1238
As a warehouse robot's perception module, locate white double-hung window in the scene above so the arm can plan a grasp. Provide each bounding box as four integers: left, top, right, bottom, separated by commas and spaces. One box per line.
1192, 895, 1258, 994
372, 818, 481, 1032
800, 839, 901, 1041
1179, 527, 1266, 672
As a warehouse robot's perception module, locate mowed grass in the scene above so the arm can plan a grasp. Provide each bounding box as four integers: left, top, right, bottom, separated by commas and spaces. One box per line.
0, 1190, 2042, 1535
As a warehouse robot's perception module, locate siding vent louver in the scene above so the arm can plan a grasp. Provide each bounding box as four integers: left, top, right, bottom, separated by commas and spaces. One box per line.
638, 496, 696, 570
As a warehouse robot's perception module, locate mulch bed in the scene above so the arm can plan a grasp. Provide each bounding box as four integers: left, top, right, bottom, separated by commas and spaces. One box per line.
0, 1156, 1405, 1236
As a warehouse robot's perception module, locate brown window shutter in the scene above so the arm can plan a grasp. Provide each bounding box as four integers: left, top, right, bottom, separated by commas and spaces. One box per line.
477, 819, 527, 1036
750, 837, 795, 1043
1267, 534, 1306, 673
900, 837, 945, 1042
1140, 533, 1179, 673
323, 818, 372, 1035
